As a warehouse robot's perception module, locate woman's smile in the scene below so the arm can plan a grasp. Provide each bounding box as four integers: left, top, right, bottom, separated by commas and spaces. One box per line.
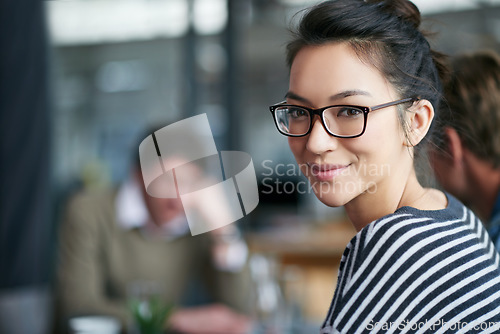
307, 163, 351, 181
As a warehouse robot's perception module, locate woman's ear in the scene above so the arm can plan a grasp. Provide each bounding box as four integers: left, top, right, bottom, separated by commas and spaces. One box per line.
403, 99, 434, 147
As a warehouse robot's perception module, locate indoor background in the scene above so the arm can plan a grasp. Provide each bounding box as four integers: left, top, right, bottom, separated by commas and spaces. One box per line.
2, 0, 500, 333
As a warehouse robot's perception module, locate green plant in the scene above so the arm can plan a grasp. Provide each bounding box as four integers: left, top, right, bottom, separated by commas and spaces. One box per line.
129, 296, 174, 334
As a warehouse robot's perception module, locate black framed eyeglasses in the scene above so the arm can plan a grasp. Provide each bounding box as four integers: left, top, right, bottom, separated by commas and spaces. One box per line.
269, 97, 417, 138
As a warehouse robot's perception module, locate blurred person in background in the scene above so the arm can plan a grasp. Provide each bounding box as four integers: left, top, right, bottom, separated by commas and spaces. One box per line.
430, 50, 500, 249
56, 128, 253, 334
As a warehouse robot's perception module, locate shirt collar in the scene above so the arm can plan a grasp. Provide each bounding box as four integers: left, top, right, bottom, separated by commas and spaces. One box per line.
115, 176, 149, 230
115, 175, 189, 239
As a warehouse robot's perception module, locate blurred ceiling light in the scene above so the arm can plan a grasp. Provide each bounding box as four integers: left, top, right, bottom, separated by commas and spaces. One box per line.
96, 60, 150, 93
192, 0, 227, 35
278, 0, 320, 6
46, 0, 189, 46
196, 42, 227, 74
412, 0, 478, 14
278, 0, 500, 14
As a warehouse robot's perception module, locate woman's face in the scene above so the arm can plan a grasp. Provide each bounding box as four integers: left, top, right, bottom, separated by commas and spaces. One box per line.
287, 42, 412, 207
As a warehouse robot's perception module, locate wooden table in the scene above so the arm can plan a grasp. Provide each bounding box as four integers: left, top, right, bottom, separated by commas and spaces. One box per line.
246, 218, 356, 322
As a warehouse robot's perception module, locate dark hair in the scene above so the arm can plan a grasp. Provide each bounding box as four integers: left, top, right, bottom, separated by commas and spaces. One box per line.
435, 50, 500, 167
286, 0, 448, 142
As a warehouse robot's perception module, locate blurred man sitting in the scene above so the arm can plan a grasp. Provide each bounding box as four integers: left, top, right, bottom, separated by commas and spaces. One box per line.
56, 131, 253, 333
430, 50, 500, 249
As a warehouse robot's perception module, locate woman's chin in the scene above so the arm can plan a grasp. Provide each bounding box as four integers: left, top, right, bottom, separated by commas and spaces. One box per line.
312, 189, 349, 208
309, 178, 375, 207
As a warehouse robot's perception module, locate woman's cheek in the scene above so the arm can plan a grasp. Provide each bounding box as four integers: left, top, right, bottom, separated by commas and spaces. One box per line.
288, 137, 305, 161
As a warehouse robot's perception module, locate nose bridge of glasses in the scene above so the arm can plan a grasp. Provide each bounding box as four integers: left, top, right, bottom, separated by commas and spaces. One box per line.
306, 112, 340, 153
310, 110, 331, 136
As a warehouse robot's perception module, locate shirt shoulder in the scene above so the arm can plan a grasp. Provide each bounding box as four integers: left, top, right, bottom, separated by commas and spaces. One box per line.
361, 193, 488, 256
61, 187, 119, 234
323, 194, 500, 333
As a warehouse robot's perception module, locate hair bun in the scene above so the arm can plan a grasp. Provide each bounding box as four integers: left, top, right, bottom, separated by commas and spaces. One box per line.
367, 0, 421, 29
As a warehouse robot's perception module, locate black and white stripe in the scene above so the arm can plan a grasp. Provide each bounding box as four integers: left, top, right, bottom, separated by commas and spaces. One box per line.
321, 194, 500, 334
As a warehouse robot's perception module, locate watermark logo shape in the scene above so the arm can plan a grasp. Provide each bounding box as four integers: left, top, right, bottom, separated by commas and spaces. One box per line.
139, 114, 259, 235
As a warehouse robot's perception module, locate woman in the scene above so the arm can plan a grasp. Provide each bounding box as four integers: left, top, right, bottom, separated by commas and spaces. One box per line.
269, 0, 500, 333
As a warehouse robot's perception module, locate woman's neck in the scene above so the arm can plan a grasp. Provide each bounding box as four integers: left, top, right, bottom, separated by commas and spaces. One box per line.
344, 170, 446, 232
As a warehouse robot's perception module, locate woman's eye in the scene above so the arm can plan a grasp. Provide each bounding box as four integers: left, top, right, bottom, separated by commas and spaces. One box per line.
289, 108, 308, 118
337, 107, 362, 117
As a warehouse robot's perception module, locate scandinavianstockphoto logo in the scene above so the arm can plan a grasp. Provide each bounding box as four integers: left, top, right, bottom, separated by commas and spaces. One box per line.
138, 114, 259, 236
260, 160, 391, 196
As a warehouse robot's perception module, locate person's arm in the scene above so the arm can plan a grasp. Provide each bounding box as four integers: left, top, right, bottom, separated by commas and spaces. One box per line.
201, 226, 255, 315
57, 192, 130, 326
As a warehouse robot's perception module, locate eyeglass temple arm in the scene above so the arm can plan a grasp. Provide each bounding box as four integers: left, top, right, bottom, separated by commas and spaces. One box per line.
370, 97, 417, 111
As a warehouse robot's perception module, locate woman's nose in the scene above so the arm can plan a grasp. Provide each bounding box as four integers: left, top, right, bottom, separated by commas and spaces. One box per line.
305, 116, 339, 154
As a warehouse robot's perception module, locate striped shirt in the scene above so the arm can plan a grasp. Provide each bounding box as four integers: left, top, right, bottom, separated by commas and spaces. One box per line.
321, 194, 500, 333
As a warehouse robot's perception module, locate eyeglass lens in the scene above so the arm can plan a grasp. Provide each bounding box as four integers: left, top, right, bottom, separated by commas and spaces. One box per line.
274, 106, 365, 137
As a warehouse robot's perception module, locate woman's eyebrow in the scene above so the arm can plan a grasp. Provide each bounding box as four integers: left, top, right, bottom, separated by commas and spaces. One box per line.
284, 91, 310, 103
285, 90, 372, 104
329, 90, 372, 100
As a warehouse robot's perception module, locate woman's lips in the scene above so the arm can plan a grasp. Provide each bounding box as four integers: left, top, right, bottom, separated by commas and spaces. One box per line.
308, 163, 350, 181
